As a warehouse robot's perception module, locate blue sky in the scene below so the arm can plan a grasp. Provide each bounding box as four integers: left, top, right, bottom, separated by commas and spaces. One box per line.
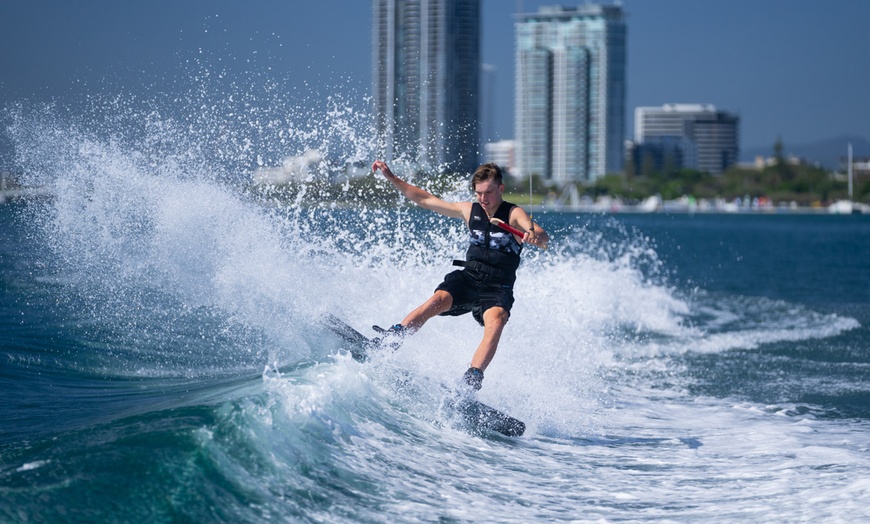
1, 0, 867, 154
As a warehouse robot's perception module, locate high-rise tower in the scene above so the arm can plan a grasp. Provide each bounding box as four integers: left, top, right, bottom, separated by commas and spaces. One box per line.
372, 0, 481, 174
515, 4, 626, 183
635, 104, 740, 175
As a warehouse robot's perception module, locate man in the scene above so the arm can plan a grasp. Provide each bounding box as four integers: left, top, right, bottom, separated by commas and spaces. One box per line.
371, 160, 549, 391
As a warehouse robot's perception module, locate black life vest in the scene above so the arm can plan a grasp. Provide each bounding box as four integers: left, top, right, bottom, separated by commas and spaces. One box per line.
454, 201, 522, 284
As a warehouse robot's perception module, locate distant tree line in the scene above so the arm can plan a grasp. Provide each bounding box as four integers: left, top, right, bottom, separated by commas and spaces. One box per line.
512, 138, 868, 205
594, 161, 865, 205
251, 141, 868, 207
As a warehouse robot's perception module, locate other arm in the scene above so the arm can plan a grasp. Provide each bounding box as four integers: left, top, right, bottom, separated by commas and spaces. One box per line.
509, 206, 550, 248
372, 160, 469, 220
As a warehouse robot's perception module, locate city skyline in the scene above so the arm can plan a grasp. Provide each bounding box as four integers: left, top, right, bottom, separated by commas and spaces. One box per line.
1, 0, 868, 163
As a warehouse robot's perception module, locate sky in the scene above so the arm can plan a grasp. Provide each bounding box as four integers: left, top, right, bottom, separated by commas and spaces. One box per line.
1, 0, 868, 159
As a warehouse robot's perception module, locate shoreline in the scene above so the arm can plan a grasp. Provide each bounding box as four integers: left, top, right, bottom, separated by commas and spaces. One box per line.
526, 196, 870, 215
4, 188, 867, 217
527, 204, 869, 215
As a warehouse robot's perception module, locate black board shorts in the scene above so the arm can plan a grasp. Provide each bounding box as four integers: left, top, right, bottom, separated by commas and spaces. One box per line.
435, 269, 514, 326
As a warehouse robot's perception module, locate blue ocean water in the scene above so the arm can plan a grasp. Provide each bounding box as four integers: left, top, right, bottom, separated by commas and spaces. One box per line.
2, 103, 870, 522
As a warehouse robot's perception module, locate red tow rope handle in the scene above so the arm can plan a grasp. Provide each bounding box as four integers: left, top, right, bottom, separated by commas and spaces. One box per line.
489, 218, 548, 250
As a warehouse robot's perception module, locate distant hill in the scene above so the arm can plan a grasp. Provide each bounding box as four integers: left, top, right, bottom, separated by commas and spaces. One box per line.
740, 135, 870, 171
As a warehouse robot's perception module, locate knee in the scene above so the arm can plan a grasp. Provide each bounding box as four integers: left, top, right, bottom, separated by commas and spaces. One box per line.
484, 307, 509, 326
428, 290, 453, 312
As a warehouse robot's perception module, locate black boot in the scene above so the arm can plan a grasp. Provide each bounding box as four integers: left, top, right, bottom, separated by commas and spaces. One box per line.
462, 367, 484, 391
372, 323, 408, 350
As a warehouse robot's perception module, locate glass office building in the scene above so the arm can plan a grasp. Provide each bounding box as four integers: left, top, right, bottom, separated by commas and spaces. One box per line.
372, 0, 481, 174
515, 4, 626, 183
635, 104, 740, 175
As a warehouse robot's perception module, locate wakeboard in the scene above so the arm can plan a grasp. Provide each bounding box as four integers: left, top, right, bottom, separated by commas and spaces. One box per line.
321, 313, 374, 363
321, 313, 526, 437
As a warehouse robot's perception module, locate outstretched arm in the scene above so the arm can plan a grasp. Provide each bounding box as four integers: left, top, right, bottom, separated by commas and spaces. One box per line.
372, 160, 468, 220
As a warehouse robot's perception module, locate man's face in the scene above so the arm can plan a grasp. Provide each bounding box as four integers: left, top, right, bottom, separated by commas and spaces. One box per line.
474, 179, 504, 213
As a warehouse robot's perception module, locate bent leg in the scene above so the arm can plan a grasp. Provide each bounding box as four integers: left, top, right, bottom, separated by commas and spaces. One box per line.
470, 306, 509, 371
400, 290, 453, 332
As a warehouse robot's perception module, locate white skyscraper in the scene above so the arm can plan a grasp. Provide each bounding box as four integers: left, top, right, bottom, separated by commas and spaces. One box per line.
515, 4, 626, 184
372, 0, 481, 174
